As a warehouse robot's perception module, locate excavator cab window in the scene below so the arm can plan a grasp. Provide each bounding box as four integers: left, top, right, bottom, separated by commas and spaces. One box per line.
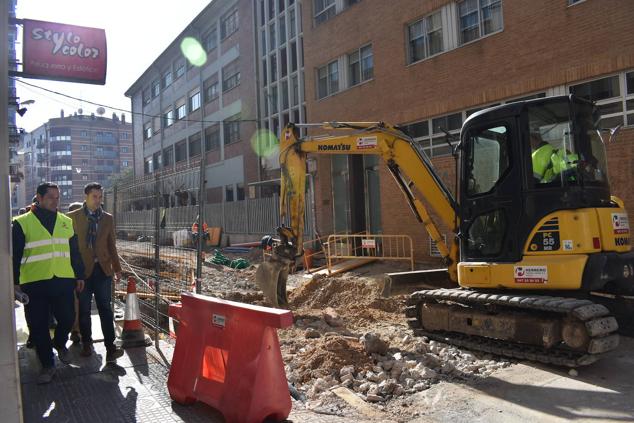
572, 100, 610, 187
464, 124, 511, 257
527, 98, 609, 188
465, 125, 510, 196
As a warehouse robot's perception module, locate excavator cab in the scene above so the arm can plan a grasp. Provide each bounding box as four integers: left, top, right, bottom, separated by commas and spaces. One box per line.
459, 95, 612, 264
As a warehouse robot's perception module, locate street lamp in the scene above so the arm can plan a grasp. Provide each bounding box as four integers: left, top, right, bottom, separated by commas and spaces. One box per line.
16, 99, 35, 117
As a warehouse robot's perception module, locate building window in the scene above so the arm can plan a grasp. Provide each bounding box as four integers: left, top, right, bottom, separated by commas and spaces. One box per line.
270, 54, 278, 82
175, 141, 187, 163
289, 8, 296, 38
291, 75, 299, 106
568, 0, 585, 5
163, 109, 174, 127
189, 133, 201, 158
204, 76, 219, 102
317, 60, 339, 99
163, 146, 173, 167
269, 85, 278, 113
458, 0, 503, 45
142, 89, 150, 105
122, 160, 129, 167
348, 44, 373, 87
408, 11, 443, 64
121, 132, 128, 140
175, 60, 185, 79
176, 102, 187, 120
222, 60, 241, 92
281, 79, 289, 110
225, 185, 234, 202
162, 69, 173, 88
144, 157, 153, 174
269, 23, 276, 50
290, 41, 298, 72
221, 9, 239, 39
80, 130, 88, 137
189, 91, 201, 112
280, 47, 288, 77
314, 0, 336, 25
151, 79, 160, 98
204, 27, 217, 52
153, 152, 162, 170
121, 147, 129, 153
223, 114, 241, 144
143, 122, 152, 140
80, 145, 88, 151
205, 125, 220, 151
570, 72, 634, 128
279, 16, 286, 45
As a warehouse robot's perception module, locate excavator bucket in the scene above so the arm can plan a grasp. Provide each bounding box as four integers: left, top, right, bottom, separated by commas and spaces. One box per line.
256, 257, 290, 307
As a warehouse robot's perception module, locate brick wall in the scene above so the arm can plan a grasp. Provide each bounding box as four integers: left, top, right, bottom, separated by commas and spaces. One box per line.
303, 0, 634, 264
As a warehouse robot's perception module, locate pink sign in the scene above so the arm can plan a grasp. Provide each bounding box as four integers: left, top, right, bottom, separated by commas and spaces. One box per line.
22, 19, 107, 85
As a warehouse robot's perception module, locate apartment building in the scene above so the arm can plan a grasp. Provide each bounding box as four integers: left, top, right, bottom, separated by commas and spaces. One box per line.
126, 0, 264, 204
8, 0, 20, 214
20, 111, 133, 211
301, 0, 634, 263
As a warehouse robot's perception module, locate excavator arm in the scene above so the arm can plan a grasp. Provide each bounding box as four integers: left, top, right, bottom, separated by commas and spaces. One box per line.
256, 121, 460, 307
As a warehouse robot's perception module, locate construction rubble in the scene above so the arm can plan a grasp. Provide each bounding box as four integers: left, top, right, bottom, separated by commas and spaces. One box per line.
118, 245, 513, 419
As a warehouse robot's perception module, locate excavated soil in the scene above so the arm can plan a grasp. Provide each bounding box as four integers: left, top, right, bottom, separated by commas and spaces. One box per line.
294, 336, 373, 383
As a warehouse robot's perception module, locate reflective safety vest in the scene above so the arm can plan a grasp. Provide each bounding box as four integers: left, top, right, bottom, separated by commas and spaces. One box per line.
551, 150, 579, 177
532, 143, 555, 182
14, 211, 75, 284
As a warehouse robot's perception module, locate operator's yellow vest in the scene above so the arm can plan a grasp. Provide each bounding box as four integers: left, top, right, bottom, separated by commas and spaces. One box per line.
532, 143, 555, 181
14, 211, 75, 284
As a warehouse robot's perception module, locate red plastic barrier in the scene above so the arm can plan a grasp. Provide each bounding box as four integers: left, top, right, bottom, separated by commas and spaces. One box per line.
167, 292, 294, 423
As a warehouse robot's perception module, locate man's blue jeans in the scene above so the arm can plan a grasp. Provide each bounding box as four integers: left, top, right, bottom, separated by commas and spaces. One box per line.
78, 263, 116, 348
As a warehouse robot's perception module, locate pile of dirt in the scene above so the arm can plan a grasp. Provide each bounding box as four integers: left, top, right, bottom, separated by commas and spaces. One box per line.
288, 275, 405, 325
294, 336, 373, 383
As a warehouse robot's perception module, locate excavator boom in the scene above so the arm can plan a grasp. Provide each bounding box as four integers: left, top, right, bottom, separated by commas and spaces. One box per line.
256, 122, 459, 306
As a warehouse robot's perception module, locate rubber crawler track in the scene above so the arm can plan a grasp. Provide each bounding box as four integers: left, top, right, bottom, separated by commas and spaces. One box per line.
406, 289, 620, 367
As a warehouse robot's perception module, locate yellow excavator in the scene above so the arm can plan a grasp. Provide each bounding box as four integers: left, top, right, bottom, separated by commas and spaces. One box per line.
256, 95, 633, 366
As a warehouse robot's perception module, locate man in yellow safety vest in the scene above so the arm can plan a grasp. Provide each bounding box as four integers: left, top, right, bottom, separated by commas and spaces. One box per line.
531, 132, 578, 183
12, 182, 85, 384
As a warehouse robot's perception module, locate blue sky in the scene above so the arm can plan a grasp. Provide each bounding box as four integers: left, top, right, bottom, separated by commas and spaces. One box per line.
15, 0, 212, 132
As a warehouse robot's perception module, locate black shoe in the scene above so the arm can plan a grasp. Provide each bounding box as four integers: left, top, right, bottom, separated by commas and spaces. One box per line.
37, 366, 56, 384
26, 337, 34, 349
55, 346, 71, 365
106, 346, 124, 363
80, 342, 93, 357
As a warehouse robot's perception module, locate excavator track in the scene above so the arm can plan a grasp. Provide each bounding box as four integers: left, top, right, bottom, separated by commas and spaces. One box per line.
406, 289, 620, 367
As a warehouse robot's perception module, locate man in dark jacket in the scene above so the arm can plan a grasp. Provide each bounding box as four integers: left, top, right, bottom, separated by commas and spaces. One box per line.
13, 182, 85, 384
68, 182, 124, 363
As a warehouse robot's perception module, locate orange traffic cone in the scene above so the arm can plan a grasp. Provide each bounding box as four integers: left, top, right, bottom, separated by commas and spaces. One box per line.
120, 276, 152, 348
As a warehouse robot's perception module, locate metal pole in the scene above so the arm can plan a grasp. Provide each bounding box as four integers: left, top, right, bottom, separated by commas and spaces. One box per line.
196, 159, 204, 292
111, 185, 117, 315
153, 175, 160, 349
196, 54, 205, 294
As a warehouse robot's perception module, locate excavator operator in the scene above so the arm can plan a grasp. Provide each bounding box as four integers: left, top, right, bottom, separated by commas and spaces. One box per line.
531, 131, 578, 183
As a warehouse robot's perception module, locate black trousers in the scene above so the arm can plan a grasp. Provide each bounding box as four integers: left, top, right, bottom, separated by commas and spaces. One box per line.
21, 278, 75, 368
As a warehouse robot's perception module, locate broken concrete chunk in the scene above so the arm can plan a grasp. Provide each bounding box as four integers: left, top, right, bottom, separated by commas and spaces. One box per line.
361, 332, 389, 355
323, 307, 344, 327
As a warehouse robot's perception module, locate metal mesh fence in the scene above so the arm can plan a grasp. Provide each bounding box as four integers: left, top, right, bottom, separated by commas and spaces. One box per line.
107, 165, 314, 347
